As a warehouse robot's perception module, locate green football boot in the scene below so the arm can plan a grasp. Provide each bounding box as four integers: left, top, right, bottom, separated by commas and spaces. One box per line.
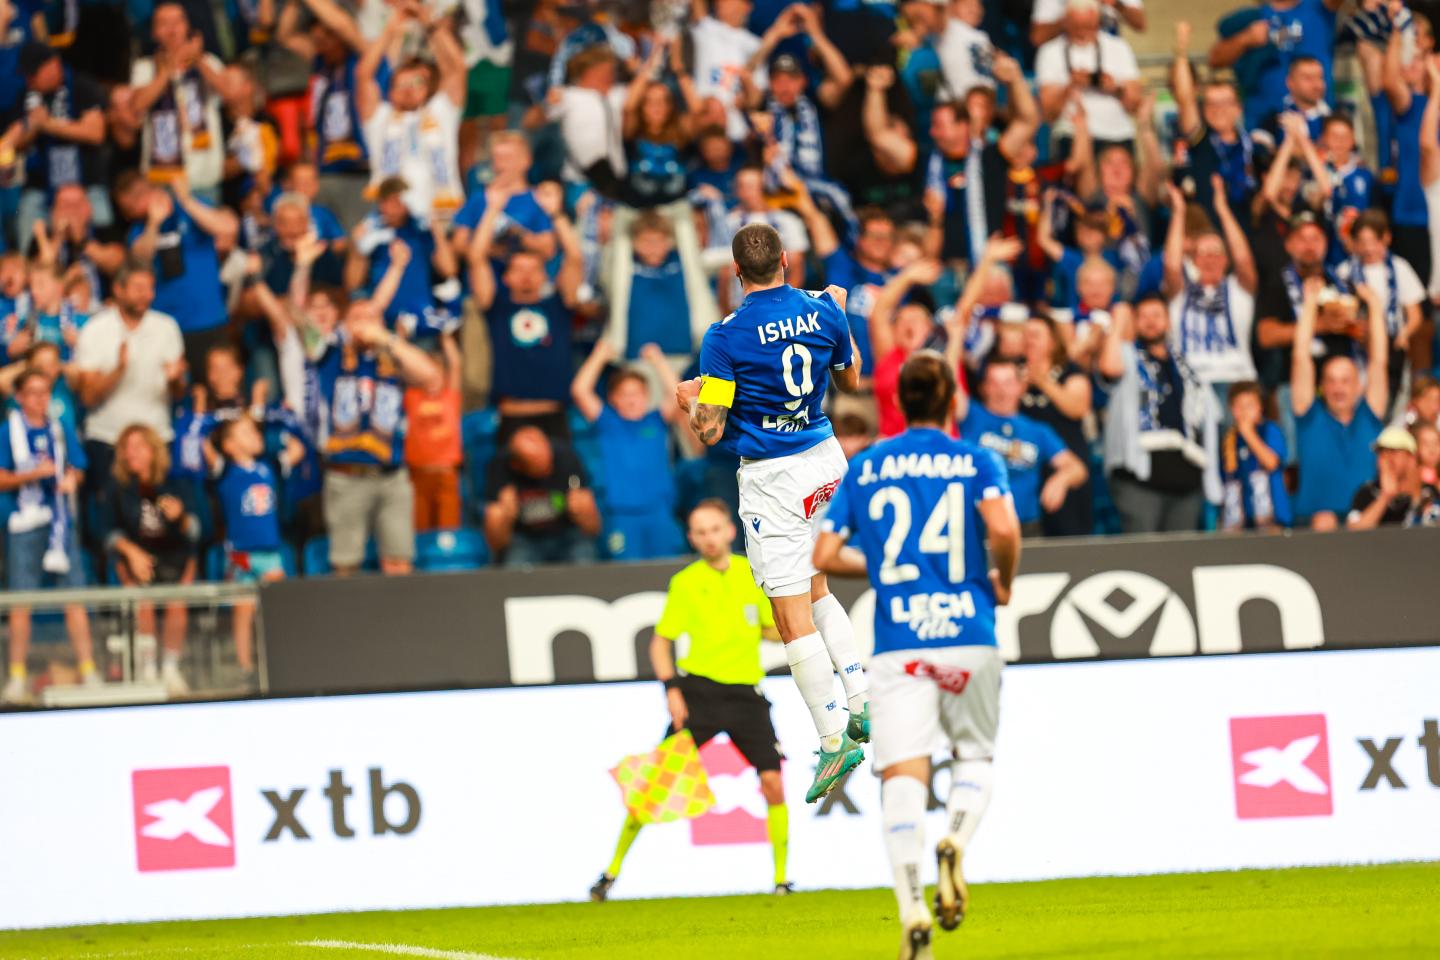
805, 735, 866, 803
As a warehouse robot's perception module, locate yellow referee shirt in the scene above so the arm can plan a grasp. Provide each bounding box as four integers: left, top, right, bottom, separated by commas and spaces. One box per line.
654, 554, 775, 687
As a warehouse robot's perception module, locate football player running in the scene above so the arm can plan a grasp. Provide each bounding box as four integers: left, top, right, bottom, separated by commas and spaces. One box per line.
813, 351, 1021, 959
676, 222, 870, 804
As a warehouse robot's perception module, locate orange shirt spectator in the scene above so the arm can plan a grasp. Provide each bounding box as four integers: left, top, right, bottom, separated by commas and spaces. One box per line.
405, 335, 462, 530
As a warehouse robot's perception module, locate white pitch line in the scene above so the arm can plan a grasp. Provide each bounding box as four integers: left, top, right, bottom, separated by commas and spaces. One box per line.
295, 939, 523, 960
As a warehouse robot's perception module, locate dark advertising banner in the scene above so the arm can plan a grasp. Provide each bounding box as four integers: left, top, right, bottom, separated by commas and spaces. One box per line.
260, 527, 1440, 696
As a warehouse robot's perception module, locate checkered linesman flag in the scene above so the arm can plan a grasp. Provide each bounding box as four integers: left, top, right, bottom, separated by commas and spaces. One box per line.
610, 729, 716, 824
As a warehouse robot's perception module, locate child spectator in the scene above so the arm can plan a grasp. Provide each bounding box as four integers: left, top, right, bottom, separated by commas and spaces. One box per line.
5, 342, 81, 439
404, 333, 463, 532
1038, 191, 1121, 317
0, 368, 95, 703
1405, 375, 1440, 430
1336, 211, 1425, 406
64, 268, 98, 319
15, 263, 85, 360
1218, 381, 1291, 531
572, 339, 684, 561
171, 346, 255, 486
212, 416, 286, 678
607, 211, 706, 364
1317, 115, 1374, 260
103, 423, 200, 695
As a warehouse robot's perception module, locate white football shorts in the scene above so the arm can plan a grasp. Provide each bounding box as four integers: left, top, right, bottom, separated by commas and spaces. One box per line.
869, 645, 1003, 771
737, 435, 848, 598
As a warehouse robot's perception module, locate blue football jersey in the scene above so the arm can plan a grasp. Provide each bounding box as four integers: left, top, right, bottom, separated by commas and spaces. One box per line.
823, 427, 1011, 655
697, 285, 853, 460
215, 460, 282, 553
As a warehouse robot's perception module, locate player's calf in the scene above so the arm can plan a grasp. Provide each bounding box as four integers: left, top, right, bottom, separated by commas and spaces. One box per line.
934, 757, 992, 929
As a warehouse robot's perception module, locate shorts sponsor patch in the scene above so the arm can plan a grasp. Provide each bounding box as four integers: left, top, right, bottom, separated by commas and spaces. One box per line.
904, 660, 972, 695
803, 478, 841, 520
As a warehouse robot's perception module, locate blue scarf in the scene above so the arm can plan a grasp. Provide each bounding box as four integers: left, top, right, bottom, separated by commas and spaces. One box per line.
1134, 346, 1208, 467
1210, 128, 1256, 201
1220, 427, 1277, 530
7, 410, 70, 573
768, 94, 825, 181
1179, 280, 1238, 356
1347, 254, 1401, 336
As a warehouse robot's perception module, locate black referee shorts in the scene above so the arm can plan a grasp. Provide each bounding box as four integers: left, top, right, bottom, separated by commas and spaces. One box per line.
666, 675, 784, 773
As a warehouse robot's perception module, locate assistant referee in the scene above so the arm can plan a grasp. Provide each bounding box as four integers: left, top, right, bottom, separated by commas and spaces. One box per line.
590, 499, 792, 901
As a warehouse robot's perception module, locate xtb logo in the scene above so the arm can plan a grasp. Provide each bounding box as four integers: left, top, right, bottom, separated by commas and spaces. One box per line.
132, 767, 236, 872
1229, 715, 1333, 819
262, 769, 421, 841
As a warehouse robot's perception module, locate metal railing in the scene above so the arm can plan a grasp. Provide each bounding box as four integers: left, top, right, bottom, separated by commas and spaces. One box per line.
0, 582, 264, 708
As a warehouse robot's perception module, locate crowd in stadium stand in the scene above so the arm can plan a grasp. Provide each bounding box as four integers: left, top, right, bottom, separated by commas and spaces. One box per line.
3, 0, 1440, 695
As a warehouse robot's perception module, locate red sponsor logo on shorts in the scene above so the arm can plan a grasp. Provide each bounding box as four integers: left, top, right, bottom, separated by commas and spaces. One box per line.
904, 660, 972, 694
803, 479, 841, 520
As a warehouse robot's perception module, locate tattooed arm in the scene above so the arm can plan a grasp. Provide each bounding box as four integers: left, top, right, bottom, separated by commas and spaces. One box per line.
691, 401, 730, 447
676, 376, 731, 447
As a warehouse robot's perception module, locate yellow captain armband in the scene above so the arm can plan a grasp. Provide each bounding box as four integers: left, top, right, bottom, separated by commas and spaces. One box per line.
697, 376, 736, 408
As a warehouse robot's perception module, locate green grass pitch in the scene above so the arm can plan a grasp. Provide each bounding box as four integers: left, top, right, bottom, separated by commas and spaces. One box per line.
3, 862, 1437, 959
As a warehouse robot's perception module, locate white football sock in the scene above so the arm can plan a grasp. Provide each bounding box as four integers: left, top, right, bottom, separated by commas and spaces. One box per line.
812, 593, 868, 713
945, 759, 994, 849
882, 775, 930, 917
785, 631, 845, 752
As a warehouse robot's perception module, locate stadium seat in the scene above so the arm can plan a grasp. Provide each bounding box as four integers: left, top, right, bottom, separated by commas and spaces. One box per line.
204, 545, 226, 583
414, 528, 488, 571
462, 409, 501, 526
462, 408, 500, 448
569, 409, 605, 500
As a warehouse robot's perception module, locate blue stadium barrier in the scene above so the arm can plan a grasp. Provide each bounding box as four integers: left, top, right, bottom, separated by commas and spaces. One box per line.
414, 528, 488, 572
